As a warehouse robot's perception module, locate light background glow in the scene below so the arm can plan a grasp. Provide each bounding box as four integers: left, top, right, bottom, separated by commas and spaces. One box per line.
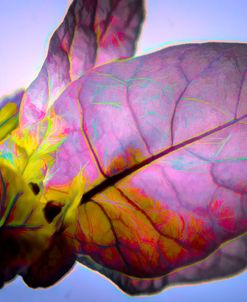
0, 0, 247, 301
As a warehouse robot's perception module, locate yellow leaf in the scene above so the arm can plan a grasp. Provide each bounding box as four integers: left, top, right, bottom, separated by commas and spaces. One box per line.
0, 102, 18, 140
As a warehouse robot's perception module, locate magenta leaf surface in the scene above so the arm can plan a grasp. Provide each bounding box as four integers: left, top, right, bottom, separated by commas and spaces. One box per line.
46, 42, 247, 293
19, 0, 144, 127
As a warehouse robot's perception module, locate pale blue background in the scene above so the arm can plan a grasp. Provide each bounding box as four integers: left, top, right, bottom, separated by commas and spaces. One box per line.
0, 0, 247, 301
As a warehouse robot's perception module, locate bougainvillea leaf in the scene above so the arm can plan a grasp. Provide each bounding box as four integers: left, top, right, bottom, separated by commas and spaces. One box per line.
19, 0, 144, 128
48, 42, 246, 290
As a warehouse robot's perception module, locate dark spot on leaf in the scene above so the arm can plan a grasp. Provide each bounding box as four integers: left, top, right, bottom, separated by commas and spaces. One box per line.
44, 201, 64, 223
29, 182, 40, 195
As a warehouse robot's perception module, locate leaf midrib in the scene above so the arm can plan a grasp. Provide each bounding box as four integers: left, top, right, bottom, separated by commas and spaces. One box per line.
80, 115, 247, 205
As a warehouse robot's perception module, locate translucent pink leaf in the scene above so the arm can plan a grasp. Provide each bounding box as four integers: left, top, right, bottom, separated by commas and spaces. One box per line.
19, 0, 144, 127
40, 42, 247, 291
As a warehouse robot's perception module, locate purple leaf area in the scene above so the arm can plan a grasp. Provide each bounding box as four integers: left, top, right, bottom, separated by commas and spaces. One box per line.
44, 41, 247, 292
19, 0, 144, 128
